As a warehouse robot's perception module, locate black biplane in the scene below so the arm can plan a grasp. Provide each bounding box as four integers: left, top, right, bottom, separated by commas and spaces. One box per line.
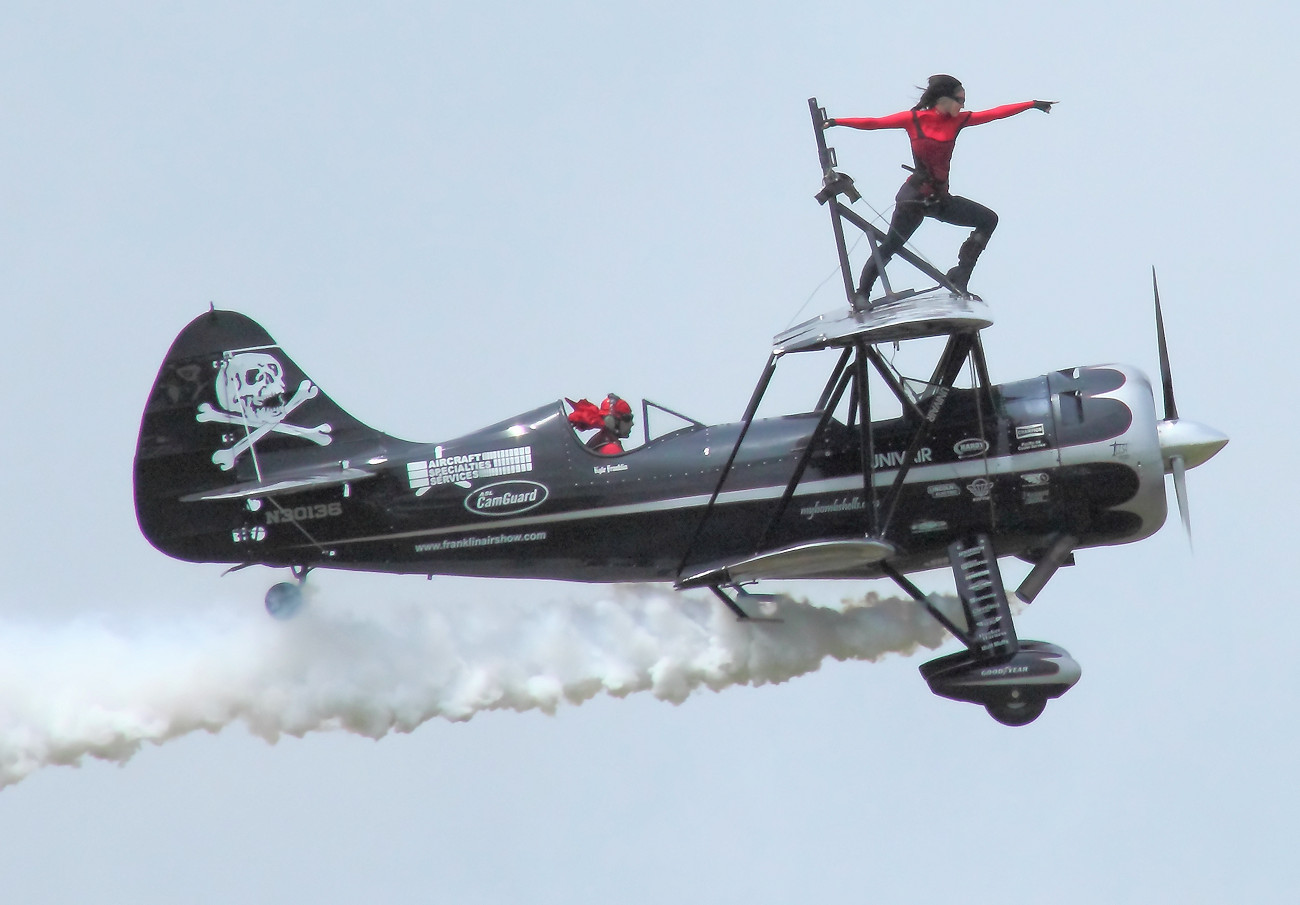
132, 99, 1227, 725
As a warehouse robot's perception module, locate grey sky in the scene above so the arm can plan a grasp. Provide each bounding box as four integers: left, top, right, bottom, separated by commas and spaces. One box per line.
1, 2, 1295, 902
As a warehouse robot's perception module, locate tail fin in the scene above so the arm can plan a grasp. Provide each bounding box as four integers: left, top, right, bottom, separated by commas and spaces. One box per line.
134, 309, 402, 563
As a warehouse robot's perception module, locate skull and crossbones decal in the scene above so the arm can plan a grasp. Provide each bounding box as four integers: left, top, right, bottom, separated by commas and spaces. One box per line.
196, 351, 333, 470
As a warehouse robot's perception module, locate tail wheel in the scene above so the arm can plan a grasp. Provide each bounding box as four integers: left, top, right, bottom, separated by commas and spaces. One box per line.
265, 581, 304, 619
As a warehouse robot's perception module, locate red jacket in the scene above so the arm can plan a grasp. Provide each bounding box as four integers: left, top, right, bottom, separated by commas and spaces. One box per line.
835, 102, 1036, 191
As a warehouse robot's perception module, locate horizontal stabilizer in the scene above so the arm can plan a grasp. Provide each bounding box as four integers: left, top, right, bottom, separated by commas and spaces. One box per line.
677, 537, 896, 588
180, 466, 378, 502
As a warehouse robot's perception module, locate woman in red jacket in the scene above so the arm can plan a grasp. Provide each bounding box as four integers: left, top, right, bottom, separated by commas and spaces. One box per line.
827, 75, 1054, 303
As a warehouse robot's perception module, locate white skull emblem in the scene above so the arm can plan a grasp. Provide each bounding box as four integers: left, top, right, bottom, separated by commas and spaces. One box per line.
216, 353, 287, 424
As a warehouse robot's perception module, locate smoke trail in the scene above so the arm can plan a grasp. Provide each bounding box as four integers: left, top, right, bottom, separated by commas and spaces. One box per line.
0, 585, 957, 789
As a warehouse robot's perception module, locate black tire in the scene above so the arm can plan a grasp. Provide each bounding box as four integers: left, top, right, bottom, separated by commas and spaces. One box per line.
985, 690, 1047, 726
264, 581, 304, 619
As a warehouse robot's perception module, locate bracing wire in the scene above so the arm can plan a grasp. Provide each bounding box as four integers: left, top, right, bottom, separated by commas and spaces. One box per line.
786, 230, 865, 328
787, 192, 946, 328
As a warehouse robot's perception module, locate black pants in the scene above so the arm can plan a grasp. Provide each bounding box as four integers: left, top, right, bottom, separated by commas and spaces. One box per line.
860, 180, 999, 292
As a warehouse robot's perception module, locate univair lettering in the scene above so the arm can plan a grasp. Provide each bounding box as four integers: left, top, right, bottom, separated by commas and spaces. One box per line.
872, 447, 932, 469
925, 386, 951, 423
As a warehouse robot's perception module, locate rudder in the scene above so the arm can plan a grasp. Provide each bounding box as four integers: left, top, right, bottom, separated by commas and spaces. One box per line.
134, 308, 399, 563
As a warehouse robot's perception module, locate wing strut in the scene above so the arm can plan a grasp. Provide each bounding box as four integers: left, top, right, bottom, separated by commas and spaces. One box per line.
853, 337, 880, 535
875, 331, 978, 539
674, 353, 780, 578
676, 323, 985, 584
756, 352, 855, 549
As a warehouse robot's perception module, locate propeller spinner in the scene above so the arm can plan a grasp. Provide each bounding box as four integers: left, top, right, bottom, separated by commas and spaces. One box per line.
1151, 268, 1229, 546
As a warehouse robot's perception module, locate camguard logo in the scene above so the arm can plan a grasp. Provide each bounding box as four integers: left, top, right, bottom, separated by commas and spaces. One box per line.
465, 481, 549, 517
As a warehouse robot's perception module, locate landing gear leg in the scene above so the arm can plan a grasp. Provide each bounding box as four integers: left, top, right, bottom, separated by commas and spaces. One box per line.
888, 535, 1082, 726
264, 565, 311, 619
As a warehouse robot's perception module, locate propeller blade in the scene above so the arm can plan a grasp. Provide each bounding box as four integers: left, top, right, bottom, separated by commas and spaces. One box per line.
1152, 267, 1178, 421
1171, 454, 1192, 549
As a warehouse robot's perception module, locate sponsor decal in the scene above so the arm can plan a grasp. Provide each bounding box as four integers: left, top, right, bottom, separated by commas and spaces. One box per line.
1020, 472, 1050, 486
407, 445, 533, 495
197, 350, 334, 471
1017, 439, 1049, 451
1015, 423, 1046, 440
873, 447, 933, 469
800, 496, 864, 520
927, 482, 960, 499
465, 480, 549, 517
1022, 489, 1050, 505
978, 664, 1031, 678
231, 526, 267, 543
925, 386, 951, 423
415, 530, 548, 553
911, 519, 948, 534
954, 437, 989, 458
266, 501, 343, 525
593, 463, 628, 475
967, 477, 993, 501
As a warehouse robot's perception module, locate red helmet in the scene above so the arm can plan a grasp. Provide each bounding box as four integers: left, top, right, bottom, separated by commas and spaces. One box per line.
600, 393, 633, 418
601, 394, 633, 436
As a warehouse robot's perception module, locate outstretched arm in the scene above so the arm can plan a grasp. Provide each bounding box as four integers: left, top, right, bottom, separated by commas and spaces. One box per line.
824, 110, 915, 131
964, 100, 1055, 126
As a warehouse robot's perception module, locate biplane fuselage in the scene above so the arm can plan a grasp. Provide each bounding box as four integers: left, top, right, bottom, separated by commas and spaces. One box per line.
130, 98, 1230, 726
133, 310, 1170, 587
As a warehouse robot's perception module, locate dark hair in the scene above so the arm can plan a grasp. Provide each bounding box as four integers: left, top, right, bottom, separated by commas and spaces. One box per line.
913, 74, 964, 111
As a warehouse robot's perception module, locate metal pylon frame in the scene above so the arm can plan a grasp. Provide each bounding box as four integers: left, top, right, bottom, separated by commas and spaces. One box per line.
672, 100, 998, 602
808, 97, 963, 308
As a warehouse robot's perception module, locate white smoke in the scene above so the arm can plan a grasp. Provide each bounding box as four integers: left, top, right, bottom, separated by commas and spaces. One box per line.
0, 585, 958, 789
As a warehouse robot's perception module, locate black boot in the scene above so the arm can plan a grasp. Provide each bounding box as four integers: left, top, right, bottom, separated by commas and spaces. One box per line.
855, 260, 880, 310
945, 264, 972, 295
946, 230, 990, 298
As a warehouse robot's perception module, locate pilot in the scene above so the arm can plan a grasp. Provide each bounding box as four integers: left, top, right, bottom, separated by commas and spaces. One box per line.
567, 393, 634, 455
825, 75, 1055, 304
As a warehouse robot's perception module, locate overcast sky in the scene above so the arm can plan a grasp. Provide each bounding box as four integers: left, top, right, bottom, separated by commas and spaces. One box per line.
2, 2, 1295, 903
